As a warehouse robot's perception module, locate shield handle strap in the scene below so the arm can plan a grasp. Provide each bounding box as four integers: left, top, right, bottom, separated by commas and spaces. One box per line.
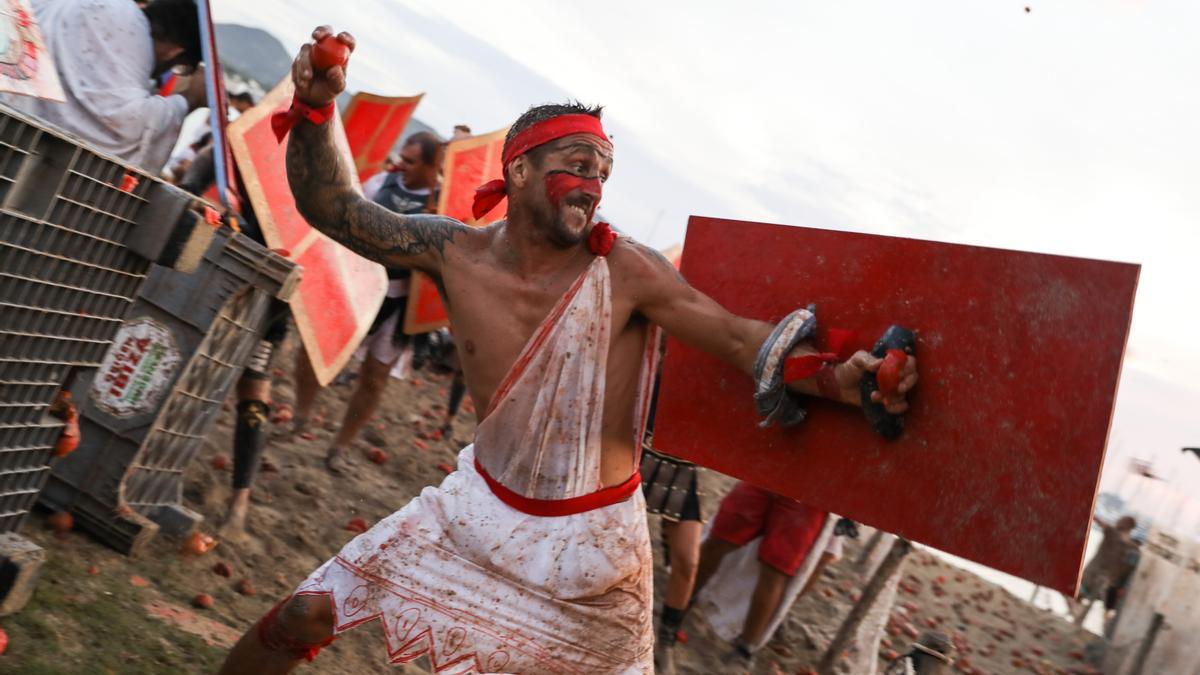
859, 325, 917, 440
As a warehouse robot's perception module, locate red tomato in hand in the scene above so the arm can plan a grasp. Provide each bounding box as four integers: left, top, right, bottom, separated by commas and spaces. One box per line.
876, 349, 908, 396
310, 35, 350, 71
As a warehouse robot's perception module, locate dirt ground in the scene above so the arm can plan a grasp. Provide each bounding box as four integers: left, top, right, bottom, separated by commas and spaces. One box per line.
0, 336, 1103, 674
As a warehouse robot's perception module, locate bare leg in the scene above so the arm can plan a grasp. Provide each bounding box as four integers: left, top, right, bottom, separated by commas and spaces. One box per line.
219, 594, 334, 675
225, 489, 250, 530
325, 355, 396, 473
663, 520, 703, 609
690, 536, 741, 604
797, 551, 835, 598
292, 347, 320, 434
740, 562, 791, 647
655, 520, 704, 675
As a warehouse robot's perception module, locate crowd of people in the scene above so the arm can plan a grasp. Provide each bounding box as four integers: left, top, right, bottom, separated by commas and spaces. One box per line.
4, 2, 1137, 674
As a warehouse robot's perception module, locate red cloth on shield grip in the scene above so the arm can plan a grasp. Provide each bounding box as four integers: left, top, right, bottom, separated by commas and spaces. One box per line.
782, 328, 857, 384
271, 96, 336, 143
470, 114, 610, 220
783, 352, 839, 383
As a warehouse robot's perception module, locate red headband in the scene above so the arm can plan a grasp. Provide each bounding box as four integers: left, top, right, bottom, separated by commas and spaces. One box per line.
472, 114, 609, 220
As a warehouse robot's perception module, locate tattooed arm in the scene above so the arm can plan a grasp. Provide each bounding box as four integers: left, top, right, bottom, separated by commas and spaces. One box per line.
613, 239, 775, 377
283, 26, 467, 274
286, 120, 465, 274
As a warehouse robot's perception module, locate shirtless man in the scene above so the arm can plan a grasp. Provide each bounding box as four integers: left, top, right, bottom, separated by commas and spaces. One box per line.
219, 27, 916, 674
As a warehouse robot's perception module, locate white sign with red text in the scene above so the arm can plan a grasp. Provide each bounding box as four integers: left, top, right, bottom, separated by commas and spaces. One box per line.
91, 317, 181, 418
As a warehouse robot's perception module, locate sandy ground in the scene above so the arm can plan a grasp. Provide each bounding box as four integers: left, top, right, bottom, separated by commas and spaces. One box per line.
1, 336, 1105, 674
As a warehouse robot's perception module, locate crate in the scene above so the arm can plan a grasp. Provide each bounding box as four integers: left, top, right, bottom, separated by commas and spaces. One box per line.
40, 228, 299, 554
0, 114, 154, 537
0, 105, 214, 613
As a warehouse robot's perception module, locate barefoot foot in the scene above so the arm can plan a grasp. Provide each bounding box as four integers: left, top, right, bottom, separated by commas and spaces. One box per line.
219, 489, 250, 539
324, 447, 347, 475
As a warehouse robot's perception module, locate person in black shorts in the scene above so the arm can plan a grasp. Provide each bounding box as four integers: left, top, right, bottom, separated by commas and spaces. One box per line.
638, 380, 706, 674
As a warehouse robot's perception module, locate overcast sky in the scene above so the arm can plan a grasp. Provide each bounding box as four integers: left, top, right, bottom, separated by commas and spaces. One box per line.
212, 0, 1200, 536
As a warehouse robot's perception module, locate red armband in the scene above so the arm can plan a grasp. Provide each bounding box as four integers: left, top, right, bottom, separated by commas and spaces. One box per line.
270, 96, 336, 143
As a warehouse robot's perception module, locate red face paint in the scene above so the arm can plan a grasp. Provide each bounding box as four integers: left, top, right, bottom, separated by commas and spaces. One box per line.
472, 115, 611, 219
544, 171, 602, 221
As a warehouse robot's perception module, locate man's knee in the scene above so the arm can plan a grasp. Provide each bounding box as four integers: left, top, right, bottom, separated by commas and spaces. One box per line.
251, 595, 337, 665
700, 536, 739, 562
756, 561, 791, 590
271, 594, 334, 644
359, 357, 395, 392
672, 547, 700, 582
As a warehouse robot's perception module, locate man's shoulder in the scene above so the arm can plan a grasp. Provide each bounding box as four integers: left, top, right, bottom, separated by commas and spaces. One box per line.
606, 235, 651, 264
606, 235, 678, 281
440, 217, 495, 256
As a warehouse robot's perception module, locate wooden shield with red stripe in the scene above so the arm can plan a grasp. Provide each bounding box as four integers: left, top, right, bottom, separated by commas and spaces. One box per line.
342, 91, 423, 183
653, 216, 1139, 594
402, 128, 508, 335
228, 79, 388, 385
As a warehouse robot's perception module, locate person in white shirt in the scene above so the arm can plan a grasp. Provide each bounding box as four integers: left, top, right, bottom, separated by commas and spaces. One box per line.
164, 91, 254, 182
7, 0, 206, 172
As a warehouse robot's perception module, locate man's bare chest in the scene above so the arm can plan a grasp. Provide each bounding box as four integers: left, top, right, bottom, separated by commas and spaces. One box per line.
441, 265, 579, 389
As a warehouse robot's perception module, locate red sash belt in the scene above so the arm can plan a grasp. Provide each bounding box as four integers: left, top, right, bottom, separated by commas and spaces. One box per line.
475, 458, 640, 517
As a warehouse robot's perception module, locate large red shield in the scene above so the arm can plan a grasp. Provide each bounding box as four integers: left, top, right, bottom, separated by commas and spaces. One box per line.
403, 128, 508, 334
342, 91, 423, 183
227, 79, 388, 385
654, 217, 1139, 594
